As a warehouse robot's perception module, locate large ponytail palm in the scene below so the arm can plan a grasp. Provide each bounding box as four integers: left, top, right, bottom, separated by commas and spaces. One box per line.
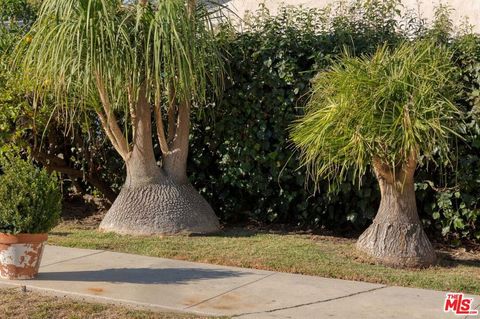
21, 0, 224, 235
291, 42, 460, 267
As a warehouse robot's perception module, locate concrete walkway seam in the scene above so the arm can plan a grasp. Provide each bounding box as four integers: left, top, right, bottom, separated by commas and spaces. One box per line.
185, 272, 279, 310
40, 250, 107, 268
231, 285, 388, 318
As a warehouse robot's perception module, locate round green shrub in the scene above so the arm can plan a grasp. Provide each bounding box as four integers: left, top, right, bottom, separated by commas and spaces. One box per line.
0, 155, 61, 234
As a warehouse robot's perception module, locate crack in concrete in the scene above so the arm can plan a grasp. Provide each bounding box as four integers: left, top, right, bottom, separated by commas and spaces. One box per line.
463, 302, 480, 319
40, 250, 106, 268
184, 272, 278, 310
232, 285, 388, 318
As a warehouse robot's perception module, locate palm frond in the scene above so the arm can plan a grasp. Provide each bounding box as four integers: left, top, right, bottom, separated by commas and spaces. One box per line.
291, 41, 461, 190
18, 0, 225, 143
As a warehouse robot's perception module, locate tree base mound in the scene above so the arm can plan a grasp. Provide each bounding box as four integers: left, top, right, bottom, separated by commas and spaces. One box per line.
356, 221, 437, 268
99, 180, 220, 235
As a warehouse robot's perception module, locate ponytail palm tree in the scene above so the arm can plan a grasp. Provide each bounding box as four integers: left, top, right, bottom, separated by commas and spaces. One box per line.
291, 42, 460, 267
20, 0, 224, 235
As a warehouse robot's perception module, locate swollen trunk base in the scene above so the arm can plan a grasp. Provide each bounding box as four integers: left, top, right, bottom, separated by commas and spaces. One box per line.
356, 176, 436, 268
356, 221, 436, 268
99, 180, 220, 235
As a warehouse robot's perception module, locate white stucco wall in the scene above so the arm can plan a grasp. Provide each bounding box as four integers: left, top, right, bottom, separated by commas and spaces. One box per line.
222, 0, 480, 33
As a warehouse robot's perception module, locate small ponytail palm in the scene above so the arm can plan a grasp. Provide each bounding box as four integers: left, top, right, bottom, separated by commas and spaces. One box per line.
291, 41, 460, 268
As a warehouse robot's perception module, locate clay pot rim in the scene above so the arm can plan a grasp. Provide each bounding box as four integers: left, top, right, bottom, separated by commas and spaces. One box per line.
0, 233, 48, 244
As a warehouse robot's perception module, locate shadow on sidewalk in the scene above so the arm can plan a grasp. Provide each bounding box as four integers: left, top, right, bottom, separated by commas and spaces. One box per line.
36, 267, 248, 285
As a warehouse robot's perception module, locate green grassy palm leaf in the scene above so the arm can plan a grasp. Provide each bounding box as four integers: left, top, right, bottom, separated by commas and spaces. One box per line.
291, 41, 461, 190
18, 0, 224, 142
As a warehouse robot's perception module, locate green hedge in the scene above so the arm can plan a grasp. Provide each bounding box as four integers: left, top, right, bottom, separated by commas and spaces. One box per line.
415, 34, 480, 242
189, 3, 480, 241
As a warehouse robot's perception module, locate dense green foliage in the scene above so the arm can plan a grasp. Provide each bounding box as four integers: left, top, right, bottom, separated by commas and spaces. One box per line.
416, 34, 480, 242
0, 155, 61, 234
189, 3, 479, 241
0, 1, 121, 201
190, 2, 411, 227
0, 1, 34, 154
0, 0, 38, 25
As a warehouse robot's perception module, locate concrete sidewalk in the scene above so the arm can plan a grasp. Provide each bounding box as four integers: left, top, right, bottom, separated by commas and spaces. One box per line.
0, 245, 478, 318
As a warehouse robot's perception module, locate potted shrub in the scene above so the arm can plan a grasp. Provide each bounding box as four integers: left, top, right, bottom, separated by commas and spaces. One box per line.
0, 155, 61, 279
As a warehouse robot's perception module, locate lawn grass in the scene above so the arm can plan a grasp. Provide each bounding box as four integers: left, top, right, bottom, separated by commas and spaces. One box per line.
0, 287, 219, 319
48, 224, 480, 295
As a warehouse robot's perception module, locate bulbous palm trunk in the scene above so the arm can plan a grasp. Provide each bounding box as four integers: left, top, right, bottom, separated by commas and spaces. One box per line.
99, 148, 220, 235
356, 161, 436, 268
99, 93, 219, 235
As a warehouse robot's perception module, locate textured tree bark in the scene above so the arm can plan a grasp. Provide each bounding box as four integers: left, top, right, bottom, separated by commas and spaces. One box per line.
99, 148, 219, 235
163, 101, 190, 184
356, 158, 436, 268
99, 91, 219, 235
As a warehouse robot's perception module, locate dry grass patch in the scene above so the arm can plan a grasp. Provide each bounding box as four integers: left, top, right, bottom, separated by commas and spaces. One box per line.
0, 287, 221, 319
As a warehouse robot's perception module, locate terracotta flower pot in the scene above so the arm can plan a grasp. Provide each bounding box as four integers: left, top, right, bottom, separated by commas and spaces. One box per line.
0, 233, 48, 280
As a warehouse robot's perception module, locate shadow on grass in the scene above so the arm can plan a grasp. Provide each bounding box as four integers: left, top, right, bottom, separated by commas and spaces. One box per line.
49, 232, 73, 237
437, 253, 480, 269
37, 267, 248, 285
198, 228, 260, 238
193, 227, 361, 239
